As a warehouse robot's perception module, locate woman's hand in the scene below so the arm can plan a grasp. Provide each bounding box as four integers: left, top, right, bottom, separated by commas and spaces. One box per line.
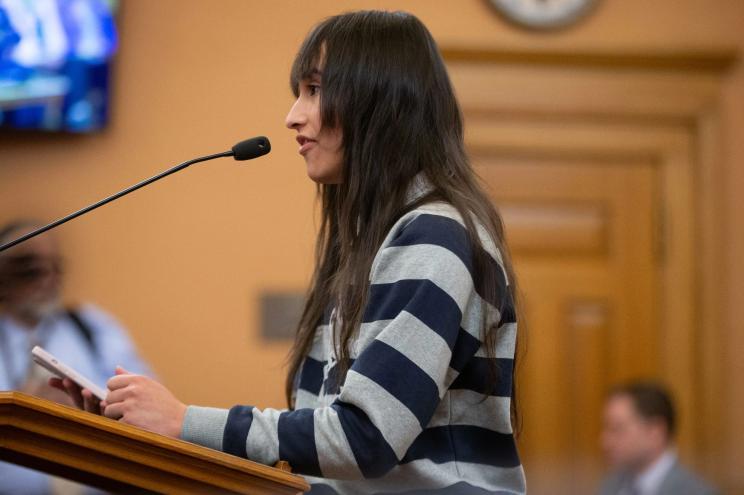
102, 366, 187, 439
49, 377, 104, 414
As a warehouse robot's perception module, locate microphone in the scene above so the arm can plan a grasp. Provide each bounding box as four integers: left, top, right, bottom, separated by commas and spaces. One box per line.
232, 136, 271, 161
0, 136, 271, 253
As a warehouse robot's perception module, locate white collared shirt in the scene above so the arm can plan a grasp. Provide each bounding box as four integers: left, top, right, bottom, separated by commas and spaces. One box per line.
632, 449, 677, 495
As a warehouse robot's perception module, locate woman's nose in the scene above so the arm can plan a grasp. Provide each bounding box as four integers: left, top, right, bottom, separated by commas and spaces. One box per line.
285, 98, 306, 129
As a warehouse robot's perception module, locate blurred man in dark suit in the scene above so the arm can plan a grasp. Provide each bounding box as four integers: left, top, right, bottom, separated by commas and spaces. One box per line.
599, 381, 717, 495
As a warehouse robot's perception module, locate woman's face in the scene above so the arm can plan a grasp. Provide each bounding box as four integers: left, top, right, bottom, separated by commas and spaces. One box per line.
285, 69, 343, 184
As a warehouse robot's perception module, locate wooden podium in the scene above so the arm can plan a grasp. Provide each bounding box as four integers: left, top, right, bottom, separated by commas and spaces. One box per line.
0, 392, 309, 494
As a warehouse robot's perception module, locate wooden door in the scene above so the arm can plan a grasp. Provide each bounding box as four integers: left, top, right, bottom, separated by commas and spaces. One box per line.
445, 47, 731, 494
475, 156, 659, 494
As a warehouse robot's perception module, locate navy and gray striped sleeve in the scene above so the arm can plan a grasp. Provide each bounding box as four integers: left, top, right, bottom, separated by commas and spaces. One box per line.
181, 213, 502, 479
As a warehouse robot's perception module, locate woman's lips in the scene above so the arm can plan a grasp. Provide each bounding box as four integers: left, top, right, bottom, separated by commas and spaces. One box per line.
296, 135, 318, 155
299, 140, 316, 155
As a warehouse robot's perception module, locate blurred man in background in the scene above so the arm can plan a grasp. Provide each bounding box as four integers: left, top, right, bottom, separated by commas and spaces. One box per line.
600, 381, 717, 495
0, 219, 152, 494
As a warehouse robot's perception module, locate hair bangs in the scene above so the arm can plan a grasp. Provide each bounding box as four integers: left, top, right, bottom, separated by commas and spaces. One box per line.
289, 24, 327, 98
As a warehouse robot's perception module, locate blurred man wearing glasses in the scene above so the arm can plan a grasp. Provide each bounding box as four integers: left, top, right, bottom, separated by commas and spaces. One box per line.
0, 219, 152, 495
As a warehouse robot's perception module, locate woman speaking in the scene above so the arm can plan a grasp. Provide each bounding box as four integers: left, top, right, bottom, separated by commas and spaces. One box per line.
55, 10, 526, 495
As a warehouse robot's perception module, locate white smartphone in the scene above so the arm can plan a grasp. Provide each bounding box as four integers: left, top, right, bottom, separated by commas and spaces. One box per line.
31, 345, 108, 401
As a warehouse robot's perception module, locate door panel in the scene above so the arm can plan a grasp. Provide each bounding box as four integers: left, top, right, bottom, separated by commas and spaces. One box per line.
474, 158, 659, 494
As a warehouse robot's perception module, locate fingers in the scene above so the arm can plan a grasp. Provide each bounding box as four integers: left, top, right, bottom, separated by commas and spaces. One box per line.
115, 365, 132, 375
104, 384, 133, 406
49, 378, 102, 415
46, 377, 107, 416
48, 377, 65, 392
107, 372, 138, 391
99, 377, 186, 437
62, 378, 85, 410
102, 381, 135, 420
81, 388, 101, 414
102, 401, 125, 420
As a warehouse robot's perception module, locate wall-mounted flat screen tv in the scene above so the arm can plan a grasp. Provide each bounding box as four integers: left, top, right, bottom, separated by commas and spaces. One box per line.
0, 0, 117, 133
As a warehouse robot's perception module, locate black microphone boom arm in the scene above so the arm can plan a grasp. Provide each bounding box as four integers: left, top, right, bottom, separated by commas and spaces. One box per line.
0, 136, 270, 253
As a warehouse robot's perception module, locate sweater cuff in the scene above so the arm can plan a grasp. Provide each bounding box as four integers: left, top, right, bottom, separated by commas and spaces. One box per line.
180, 405, 229, 451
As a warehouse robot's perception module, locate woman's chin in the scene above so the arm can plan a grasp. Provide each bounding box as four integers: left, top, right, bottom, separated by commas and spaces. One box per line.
306, 166, 342, 185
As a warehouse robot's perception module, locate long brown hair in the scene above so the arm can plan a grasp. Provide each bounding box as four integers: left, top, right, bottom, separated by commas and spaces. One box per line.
285, 10, 521, 430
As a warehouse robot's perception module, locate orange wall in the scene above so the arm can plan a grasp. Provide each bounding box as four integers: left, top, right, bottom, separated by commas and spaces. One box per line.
1, 0, 743, 489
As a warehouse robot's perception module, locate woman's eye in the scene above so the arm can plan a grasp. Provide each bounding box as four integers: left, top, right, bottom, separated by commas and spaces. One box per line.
308, 84, 320, 96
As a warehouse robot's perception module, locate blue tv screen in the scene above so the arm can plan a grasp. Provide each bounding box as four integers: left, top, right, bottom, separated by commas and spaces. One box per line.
0, 0, 117, 133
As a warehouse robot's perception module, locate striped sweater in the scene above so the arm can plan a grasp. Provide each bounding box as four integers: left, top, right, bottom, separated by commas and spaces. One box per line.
181, 198, 526, 494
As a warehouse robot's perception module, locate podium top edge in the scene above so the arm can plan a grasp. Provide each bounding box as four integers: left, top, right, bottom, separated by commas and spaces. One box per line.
0, 391, 309, 491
